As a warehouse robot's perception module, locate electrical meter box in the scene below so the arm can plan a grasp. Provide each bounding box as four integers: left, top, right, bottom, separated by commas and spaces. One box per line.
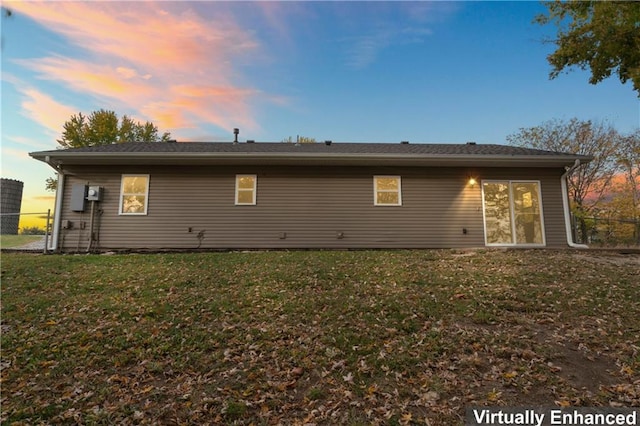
86, 186, 102, 201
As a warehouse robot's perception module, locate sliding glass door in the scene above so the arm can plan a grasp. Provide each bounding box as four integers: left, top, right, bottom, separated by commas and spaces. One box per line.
482, 181, 545, 246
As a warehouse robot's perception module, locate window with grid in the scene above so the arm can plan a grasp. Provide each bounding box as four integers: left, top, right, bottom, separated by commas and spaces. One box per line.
374, 176, 402, 206
119, 174, 149, 215
235, 175, 257, 205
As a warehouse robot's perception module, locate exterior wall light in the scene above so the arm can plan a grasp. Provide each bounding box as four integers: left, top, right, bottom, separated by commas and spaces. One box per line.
468, 177, 477, 187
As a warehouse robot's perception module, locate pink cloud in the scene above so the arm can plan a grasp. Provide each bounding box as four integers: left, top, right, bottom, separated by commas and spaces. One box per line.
5, 135, 53, 151
16, 57, 157, 99
2, 147, 32, 162
19, 87, 77, 135
7, 1, 270, 136
116, 67, 139, 80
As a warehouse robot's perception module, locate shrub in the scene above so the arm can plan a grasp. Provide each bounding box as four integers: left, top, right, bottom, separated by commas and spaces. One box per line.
20, 226, 46, 235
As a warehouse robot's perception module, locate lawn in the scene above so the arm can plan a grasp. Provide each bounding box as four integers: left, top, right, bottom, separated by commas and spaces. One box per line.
0, 234, 44, 248
1, 250, 638, 425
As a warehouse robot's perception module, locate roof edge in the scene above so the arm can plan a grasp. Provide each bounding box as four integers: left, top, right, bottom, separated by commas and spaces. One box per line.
30, 150, 592, 169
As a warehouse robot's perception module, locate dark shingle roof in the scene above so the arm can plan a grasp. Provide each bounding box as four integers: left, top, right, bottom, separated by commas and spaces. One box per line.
30, 141, 592, 168
31, 141, 577, 156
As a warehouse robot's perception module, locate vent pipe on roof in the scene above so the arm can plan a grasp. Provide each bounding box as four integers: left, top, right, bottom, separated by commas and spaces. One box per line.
466, 141, 477, 145
247, 140, 255, 144
233, 128, 239, 144
401, 141, 409, 145
325, 140, 332, 146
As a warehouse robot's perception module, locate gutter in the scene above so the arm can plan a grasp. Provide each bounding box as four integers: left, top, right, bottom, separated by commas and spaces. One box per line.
31, 152, 588, 168
561, 159, 588, 249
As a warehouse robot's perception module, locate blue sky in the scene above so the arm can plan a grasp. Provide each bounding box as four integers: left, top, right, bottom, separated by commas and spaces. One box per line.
1, 1, 639, 228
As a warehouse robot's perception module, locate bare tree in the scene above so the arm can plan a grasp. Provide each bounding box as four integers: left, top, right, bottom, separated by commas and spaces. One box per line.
507, 118, 621, 238
614, 129, 640, 242
617, 129, 640, 200
281, 136, 317, 144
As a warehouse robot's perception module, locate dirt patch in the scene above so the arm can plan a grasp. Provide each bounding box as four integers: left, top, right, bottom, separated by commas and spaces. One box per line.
572, 251, 640, 267
460, 319, 625, 406
548, 340, 620, 392
528, 322, 621, 392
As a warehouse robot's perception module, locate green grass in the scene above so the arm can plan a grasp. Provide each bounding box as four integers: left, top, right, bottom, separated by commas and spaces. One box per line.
1, 250, 639, 425
0, 234, 43, 248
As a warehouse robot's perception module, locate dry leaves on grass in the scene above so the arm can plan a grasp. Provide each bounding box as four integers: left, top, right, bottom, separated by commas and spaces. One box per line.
1, 249, 638, 424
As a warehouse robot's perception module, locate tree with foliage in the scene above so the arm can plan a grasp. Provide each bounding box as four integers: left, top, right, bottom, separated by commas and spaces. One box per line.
507, 118, 621, 240
535, 1, 640, 96
56, 109, 171, 148
44, 178, 58, 192
46, 110, 172, 191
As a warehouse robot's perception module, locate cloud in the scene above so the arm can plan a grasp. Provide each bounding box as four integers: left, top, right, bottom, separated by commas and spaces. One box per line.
16, 57, 158, 100
116, 67, 138, 80
344, 26, 432, 70
338, 2, 455, 70
345, 33, 392, 69
2, 147, 31, 162
18, 86, 77, 135
7, 1, 271, 135
2, 72, 77, 137
4, 135, 52, 151
32, 195, 56, 202
403, 2, 461, 23
5, 1, 457, 136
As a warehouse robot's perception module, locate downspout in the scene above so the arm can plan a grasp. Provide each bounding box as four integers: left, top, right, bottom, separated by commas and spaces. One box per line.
50, 170, 65, 252
561, 159, 588, 249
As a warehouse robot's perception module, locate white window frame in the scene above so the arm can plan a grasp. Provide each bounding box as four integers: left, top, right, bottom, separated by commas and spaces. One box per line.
481, 179, 546, 247
373, 176, 402, 206
235, 174, 257, 205
119, 174, 150, 215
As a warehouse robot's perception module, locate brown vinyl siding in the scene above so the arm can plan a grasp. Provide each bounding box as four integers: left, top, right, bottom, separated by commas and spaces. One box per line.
55, 165, 568, 251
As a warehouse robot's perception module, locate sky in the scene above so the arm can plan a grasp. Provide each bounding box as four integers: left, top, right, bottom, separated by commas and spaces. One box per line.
1, 1, 639, 230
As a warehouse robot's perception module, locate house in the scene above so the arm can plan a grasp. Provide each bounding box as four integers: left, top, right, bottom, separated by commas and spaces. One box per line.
29, 141, 591, 252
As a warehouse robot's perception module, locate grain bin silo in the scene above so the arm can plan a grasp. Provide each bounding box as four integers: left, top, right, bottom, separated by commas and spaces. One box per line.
1, 178, 24, 235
